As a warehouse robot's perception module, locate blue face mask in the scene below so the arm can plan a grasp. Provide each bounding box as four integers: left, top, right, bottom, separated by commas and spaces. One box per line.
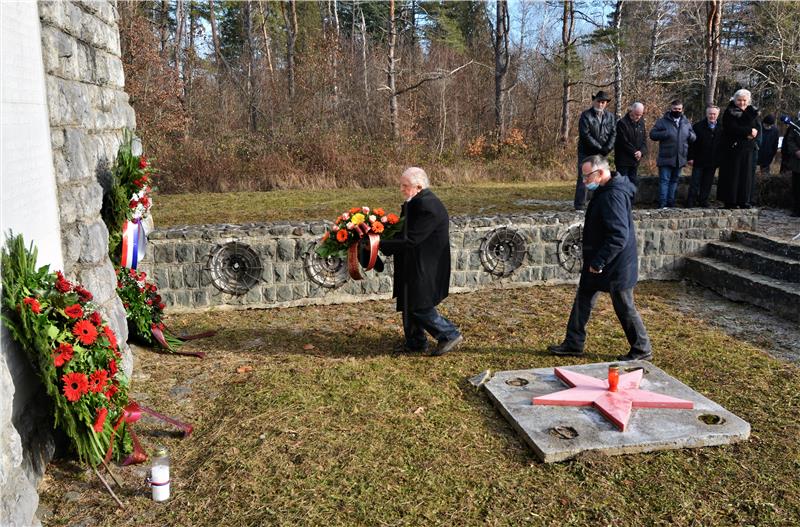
586, 181, 600, 191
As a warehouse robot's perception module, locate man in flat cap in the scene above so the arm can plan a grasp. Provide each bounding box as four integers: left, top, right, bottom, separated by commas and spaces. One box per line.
575, 91, 617, 210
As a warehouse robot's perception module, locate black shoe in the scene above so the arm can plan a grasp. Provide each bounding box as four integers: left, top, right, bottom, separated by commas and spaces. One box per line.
392, 342, 427, 354
548, 343, 585, 357
617, 350, 653, 362
432, 335, 464, 356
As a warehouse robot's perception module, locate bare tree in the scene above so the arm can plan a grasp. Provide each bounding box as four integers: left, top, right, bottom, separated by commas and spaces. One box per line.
704, 0, 723, 107
559, 0, 576, 144
387, 0, 399, 140
245, 1, 258, 131
282, 0, 299, 100
494, 0, 510, 138
612, 0, 624, 118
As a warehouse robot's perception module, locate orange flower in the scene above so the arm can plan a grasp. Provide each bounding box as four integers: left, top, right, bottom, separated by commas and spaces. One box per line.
349, 207, 361, 214
336, 229, 349, 243
321, 231, 330, 242
387, 213, 400, 224
374, 208, 385, 217
371, 221, 385, 233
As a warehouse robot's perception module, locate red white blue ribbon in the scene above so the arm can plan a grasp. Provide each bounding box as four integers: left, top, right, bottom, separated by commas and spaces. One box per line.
120, 220, 146, 269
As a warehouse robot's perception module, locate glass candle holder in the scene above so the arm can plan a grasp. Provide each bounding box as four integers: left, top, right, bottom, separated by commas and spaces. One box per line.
149, 445, 170, 502
608, 365, 620, 392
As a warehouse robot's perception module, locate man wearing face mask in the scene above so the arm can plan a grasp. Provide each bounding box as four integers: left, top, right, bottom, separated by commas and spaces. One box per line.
686, 106, 721, 207
575, 91, 617, 210
548, 155, 653, 362
649, 99, 696, 208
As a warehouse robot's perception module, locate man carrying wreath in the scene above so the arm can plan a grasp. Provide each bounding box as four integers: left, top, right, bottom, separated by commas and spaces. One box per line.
379, 167, 464, 356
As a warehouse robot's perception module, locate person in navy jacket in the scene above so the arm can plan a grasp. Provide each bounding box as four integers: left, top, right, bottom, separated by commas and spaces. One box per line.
649, 99, 696, 208
548, 155, 653, 362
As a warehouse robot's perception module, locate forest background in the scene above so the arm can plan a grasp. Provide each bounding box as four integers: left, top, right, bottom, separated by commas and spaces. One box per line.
119, 0, 800, 194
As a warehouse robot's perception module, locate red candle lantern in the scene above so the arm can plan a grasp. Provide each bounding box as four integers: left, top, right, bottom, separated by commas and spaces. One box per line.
608, 365, 620, 392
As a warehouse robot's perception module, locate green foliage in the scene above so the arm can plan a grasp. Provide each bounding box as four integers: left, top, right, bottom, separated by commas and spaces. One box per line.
1, 234, 132, 466
116, 267, 169, 348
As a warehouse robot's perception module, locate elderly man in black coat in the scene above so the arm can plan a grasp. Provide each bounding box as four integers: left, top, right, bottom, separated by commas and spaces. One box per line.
686, 105, 722, 207
549, 155, 653, 362
379, 167, 463, 356
614, 101, 648, 189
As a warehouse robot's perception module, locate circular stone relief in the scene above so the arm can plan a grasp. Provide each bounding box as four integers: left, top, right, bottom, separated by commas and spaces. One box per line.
304, 243, 348, 289
479, 227, 527, 277
557, 222, 584, 274
206, 241, 262, 295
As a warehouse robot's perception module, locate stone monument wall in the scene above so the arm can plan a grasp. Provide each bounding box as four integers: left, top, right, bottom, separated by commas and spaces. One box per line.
141, 209, 758, 312
1, 2, 136, 526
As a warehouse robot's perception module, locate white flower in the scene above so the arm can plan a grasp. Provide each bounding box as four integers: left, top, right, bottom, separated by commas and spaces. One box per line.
369, 215, 377, 222
332, 225, 339, 232
346, 222, 354, 230
362, 207, 370, 214
381, 216, 388, 223
342, 212, 350, 220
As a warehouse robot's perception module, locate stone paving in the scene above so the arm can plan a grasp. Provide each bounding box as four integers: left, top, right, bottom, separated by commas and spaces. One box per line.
755, 208, 800, 243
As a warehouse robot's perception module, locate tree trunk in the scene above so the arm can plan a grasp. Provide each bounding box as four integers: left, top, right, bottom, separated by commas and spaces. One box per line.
208, 0, 224, 107
258, 1, 274, 76
494, 0, 510, 138
612, 0, 624, 118
704, 0, 723, 107
388, 0, 399, 140
159, 0, 169, 57
245, 1, 258, 131
282, 0, 298, 100
174, 0, 184, 76
185, 0, 196, 114
646, 1, 662, 81
559, 0, 575, 144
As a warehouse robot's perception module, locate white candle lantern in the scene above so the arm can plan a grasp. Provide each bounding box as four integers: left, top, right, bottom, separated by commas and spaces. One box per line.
149, 445, 170, 502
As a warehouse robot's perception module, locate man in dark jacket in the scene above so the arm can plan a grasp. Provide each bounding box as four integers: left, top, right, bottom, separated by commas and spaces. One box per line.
549, 155, 653, 362
758, 114, 780, 175
649, 99, 696, 208
686, 106, 721, 207
379, 167, 463, 356
783, 111, 800, 217
575, 91, 617, 210
614, 102, 648, 189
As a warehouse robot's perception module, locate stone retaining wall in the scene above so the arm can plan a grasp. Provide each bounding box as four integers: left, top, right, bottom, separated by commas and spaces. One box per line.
141, 209, 758, 312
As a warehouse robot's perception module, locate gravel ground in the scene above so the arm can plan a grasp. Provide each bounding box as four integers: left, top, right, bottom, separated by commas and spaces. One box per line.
756, 207, 800, 243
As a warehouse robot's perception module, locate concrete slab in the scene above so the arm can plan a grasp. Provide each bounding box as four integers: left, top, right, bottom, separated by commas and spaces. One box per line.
483, 361, 750, 463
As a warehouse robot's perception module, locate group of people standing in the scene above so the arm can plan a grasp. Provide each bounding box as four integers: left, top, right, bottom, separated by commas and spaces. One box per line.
573, 88, 792, 212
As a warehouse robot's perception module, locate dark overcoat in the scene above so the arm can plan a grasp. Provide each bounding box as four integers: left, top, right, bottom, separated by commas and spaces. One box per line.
580, 174, 639, 293
649, 112, 696, 167
578, 108, 617, 159
614, 113, 648, 168
687, 118, 722, 168
380, 189, 451, 312
757, 126, 780, 167
783, 127, 800, 173
717, 102, 759, 205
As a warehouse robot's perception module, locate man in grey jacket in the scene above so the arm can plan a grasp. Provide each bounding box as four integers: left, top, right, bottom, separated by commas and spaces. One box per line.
575, 91, 617, 210
649, 99, 696, 208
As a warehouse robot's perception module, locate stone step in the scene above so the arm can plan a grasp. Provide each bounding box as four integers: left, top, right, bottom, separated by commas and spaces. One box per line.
731, 231, 800, 260
706, 241, 800, 283
684, 256, 800, 323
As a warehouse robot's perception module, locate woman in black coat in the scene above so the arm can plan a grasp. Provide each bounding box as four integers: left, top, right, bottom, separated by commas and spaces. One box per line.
717, 89, 759, 208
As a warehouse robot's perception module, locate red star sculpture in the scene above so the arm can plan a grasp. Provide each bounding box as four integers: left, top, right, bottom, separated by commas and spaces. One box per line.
533, 367, 694, 431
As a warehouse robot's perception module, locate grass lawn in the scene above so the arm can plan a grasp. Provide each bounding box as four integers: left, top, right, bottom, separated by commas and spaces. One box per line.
153, 181, 574, 227
38, 283, 800, 526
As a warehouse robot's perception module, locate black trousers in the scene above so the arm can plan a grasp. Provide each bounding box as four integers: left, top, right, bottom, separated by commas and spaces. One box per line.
688, 166, 716, 207
793, 171, 800, 215
563, 286, 652, 355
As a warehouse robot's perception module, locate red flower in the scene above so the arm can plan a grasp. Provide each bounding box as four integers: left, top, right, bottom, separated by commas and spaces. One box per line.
88, 369, 109, 393
64, 304, 83, 319
141, 196, 151, 208
62, 372, 88, 402
129, 200, 139, 209
387, 213, 400, 225
53, 343, 74, 367
104, 384, 118, 401
55, 271, 72, 293
22, 297, 41, 314
73, 320, 98, 345
75, 286, 93, 302
129, 268, 137, 278
93, 407, 108, 432
103, 326, 117, 350
336, 229, 349, 243
89, 311, 102, 326
139, 156, 148, 169
108, 359, 118, 377
158, 303, 165, 310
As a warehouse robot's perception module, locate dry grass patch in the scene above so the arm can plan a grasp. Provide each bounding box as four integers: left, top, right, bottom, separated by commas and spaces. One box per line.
153, 181, 574, 227
38, 283, 800, 526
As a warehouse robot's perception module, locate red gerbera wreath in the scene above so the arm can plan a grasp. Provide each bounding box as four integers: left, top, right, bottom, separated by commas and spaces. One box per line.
64, 304, 84, 319
88, 369, 109, 393
53, 342, 74, 367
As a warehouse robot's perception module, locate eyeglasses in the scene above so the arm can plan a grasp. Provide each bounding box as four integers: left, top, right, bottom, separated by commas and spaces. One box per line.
582, 169, 602, 181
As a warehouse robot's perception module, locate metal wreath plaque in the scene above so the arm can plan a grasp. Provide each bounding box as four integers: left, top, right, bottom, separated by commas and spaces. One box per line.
206, 241, 262, 295
304, 242, 348, 289
479, 227, 527, 277
557, 222, 584, 273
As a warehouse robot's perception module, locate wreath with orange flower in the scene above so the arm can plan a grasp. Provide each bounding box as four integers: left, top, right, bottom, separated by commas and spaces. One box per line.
316, 206, 403, 260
